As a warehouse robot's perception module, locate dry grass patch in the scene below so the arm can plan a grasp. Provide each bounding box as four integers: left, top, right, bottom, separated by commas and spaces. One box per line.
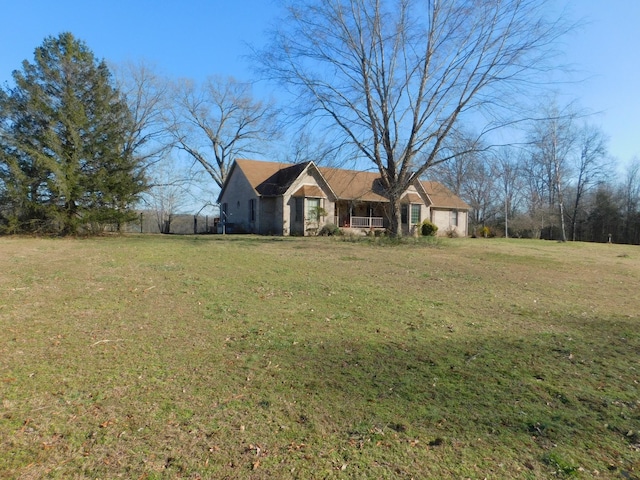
0, 235, 638, 478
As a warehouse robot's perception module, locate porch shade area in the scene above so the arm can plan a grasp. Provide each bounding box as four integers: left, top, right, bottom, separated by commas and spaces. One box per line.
335, 201, 386, 229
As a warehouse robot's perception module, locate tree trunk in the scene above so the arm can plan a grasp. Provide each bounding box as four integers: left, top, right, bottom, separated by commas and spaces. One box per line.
553, 149, 567, 242
504, 199, 509, 239
558, 201, 567, 242
63, 201, 78, 235
388, 197, 402, 237
570, 173, 586, 242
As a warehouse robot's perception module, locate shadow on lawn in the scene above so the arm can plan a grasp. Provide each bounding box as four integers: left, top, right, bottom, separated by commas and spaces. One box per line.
249, 321, 639, 472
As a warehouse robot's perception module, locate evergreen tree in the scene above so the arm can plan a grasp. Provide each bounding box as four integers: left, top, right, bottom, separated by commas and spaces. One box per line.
0, 32, 145, 234
586, 187, 622, 243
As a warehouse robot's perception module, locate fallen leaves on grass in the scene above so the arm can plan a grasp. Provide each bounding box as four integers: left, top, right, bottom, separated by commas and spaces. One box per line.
90, 339, 124, 347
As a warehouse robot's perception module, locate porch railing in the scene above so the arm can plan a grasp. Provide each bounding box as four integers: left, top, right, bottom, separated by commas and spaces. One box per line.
350, 216, 384, 228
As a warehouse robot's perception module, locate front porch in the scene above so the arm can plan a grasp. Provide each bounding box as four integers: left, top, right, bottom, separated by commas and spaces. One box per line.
334, 201, 387, 230
331, 198, 428, 235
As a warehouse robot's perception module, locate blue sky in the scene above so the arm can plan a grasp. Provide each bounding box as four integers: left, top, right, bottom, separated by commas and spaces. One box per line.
1, 0, 638, 174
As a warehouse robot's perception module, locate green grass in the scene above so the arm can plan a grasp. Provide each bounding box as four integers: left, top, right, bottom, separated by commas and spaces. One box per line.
0, 235, 638, 478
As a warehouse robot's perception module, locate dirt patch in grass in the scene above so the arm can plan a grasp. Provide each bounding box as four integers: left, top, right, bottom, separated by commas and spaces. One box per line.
0, 235, 638, 478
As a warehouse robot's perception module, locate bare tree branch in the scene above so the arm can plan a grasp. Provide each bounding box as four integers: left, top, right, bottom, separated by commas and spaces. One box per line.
111, 61, 173, 170
166, 76, 280, 189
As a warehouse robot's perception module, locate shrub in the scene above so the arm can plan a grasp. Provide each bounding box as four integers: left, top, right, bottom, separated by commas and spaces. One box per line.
445, 227, 459, 238
421, 220, 438, 236
477, 226, 492, 238
318, 223, 341, 236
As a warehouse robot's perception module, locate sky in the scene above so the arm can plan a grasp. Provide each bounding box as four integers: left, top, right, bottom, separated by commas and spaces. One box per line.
1, 0, 639, 175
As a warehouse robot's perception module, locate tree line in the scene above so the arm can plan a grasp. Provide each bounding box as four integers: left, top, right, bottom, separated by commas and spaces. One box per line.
1, 1, 637, 240
430, 102, 640, 244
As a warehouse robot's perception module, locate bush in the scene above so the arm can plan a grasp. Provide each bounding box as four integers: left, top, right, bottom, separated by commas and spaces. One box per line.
318, 223, 341, 236
445, 227, 459, 238
421, 220, 438, 236
476, 226, 493, 238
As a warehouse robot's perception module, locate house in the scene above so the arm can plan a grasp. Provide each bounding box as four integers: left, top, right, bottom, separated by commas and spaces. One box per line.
217, 159, 470, 236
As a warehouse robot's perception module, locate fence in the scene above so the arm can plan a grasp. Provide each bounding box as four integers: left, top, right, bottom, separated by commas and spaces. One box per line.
121, 212, 219, 235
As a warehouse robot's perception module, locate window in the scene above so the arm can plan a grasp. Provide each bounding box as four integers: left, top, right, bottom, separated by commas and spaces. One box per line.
410, 204, 421, 225
451, 210, 458, 226
306, 198, 321, 221
249, 199, 256, 222
401, 204, 408, 224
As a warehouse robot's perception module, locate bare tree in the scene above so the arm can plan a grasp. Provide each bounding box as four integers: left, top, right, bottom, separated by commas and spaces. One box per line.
465, 158, 499, 232
494, 147, 523, 238
142, 155, 196, 234
429, 132, 479, 197
429, 132, 500, 233
528, 101, 579, 241
167, 76, 279, 189
259, 0, 569, 236
279, 128, 343, 167
568, 124, 609, 241
520, 150, 554, 237
112, 61, 173, 169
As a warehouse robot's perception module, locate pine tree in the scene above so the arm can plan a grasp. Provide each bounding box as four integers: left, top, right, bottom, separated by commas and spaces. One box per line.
0, 32, 145, 234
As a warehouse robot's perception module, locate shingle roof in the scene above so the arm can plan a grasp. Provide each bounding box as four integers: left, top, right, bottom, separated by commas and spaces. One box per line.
231, 159, 469, 210
317, 167, 388, 202
421, 181, 471, 210
235, 159, 309, 196
292, 185, 326, 198
402, 193, 423, 204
